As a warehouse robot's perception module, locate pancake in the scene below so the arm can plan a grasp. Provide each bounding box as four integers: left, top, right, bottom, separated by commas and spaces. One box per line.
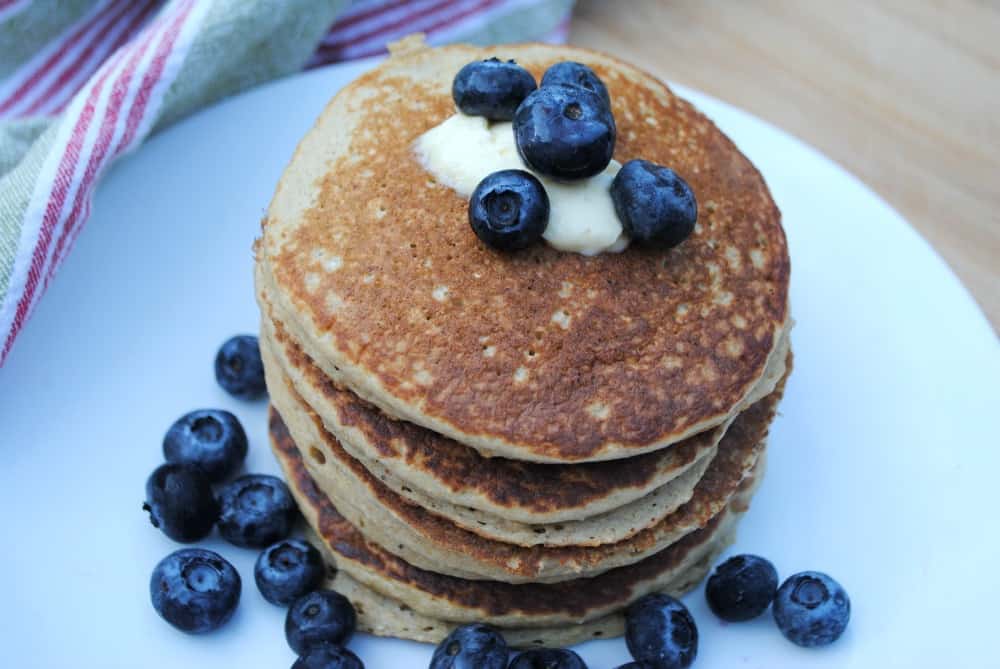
267, 353, 784, 583
318, 535, 722, 649
263, 326, 788, 550
270, 407, 762, 627
260, 299, 720, 525
261, 337, 716, 547
260, 287, 789, 535
261, 318, 721, 547
256, 38, 791, 463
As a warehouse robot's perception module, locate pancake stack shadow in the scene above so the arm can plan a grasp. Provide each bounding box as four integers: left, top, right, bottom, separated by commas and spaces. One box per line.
254, 41, 792, 648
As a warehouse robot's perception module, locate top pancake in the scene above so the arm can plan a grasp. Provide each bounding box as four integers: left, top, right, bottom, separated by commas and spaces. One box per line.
257, 38, 790, 462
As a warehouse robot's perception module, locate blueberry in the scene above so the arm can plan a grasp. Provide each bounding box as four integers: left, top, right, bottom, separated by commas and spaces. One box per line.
163, 409, 248, 482
610, 160, 697, 249
452, 58, 537, 121
215, 335, 266, 400
469, 170, 549, 251
143, 463, 219, 542
514, 84, 616, 180
285, 589, 357, 655
613, 664, 657, 669
625, 594, 698, 669
773, 571, 850, 648
150, 548, 241, 633
429, 623, 508, 669
541, 61, 610, 108
509, 648, 588, 669
256, 539, 326, 606
705, 554, 779, 622
292, 642, 365, 669
217, 474, 297, 548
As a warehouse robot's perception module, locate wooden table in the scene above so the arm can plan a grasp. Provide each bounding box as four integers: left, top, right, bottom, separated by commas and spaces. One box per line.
571, 0, 999, 330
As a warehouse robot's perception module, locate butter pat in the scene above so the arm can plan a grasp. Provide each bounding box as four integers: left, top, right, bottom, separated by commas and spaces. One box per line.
413, 113, 628, 255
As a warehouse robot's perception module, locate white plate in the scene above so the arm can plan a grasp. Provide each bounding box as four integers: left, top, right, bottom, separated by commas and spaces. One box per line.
2, 58, 998, 668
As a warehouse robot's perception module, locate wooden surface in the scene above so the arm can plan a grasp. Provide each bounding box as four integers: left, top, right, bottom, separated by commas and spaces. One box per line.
571, 0, 999, 330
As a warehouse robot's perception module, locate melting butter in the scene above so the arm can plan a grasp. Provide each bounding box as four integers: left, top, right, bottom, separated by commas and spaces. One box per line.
413, 113, 628, 255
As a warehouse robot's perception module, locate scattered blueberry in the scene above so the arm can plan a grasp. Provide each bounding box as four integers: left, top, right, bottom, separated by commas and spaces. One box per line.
513, 84, 616, 180
540, 61, 610, 108
293, 642, 365, 669
150, 548, 241, 633
452, 58, 537, 121
469, 170, 549, 251
143, 463, 219, 542
625, 593, 698, 669
705, 554, 779, 622
217, 474, 297, 548
509, 648, 588, 668
612, 664, 656, 669
163, 409, 248, 482
610, 159, 697, 249
773, 571, 850, 648
285, 589, 357, 655
215, 335, 266, 400
429, 623, 508, 669
256, 539, 326, 606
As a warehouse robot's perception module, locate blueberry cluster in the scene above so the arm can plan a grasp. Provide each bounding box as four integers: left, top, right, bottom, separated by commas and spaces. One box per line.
144, 335, 362, 668
705, 554, 851, 649
453, 58, 697, 253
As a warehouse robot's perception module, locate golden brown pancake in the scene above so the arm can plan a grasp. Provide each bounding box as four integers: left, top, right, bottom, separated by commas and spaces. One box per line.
262, 323, 718, 548
319, 534, 722, 649
267, 357, 785, 583
270, 407, 762, 627
257, 39, 791, 463
260, 304, 733, 532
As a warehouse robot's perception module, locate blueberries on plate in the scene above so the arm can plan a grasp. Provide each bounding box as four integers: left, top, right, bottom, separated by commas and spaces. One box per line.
513, 84, 616, 180
143, 463, 219, 542
215, 335, 266, 400
773, 571, 850, 648
285, 589, 357, 655
150, 548, 241, 633
541, 61, 610, 108
217, 474, 297, 548
292, 642, 365, 669
452, 58, 537, 121
429, 623, 508, 669
705, 554, 779, 622
469, 169, 549, 251
256, 539, 326, 606
163, 409, 248, 482
625, 593, 698, 669
610, 159, 697, 249
509, 648, 588, 669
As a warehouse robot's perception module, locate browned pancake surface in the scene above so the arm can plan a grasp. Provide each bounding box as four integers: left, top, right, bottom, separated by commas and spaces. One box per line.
271, 408, 748, 618
281, 363, 784, 581
261, 42, 789, 461
273, 315, 714, 515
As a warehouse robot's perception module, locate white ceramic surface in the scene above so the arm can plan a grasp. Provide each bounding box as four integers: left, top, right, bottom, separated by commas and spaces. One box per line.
1, 59, 997, 668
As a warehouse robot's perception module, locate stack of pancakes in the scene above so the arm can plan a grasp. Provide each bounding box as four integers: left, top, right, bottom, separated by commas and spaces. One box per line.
255, 39, 791, 648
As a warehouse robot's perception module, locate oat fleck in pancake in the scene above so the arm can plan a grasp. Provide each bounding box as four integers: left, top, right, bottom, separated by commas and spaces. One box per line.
257, 40, 790, 462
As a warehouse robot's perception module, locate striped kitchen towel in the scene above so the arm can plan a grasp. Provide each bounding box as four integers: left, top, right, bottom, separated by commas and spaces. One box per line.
0, 0, 574, 367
